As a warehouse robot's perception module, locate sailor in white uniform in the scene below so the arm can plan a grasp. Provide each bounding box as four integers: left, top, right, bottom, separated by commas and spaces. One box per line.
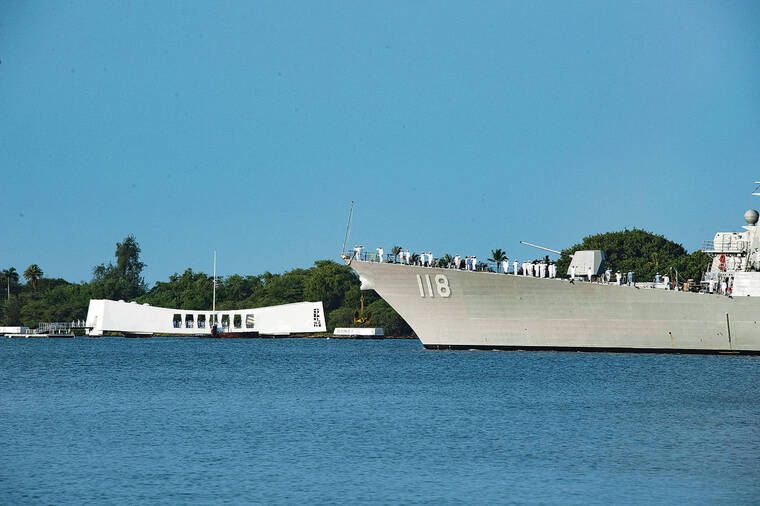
663, 275, 670, 290
405, 250, 410, 265
587, 266, 593, 282
454, 254, 461, 269
502, 258, 509, 274
605, 269, 612, 283
472, 256, 477, 271
708, 278, 715, 293
513, 260, 519, 276
615, 271, 621, 285
539, 262, 546, 278
377, 247, 384, 263
570, 265, 576, 280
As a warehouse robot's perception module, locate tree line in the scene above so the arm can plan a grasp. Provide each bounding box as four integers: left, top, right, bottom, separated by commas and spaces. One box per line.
0, 229, 713, 333
0, 235, 412, 335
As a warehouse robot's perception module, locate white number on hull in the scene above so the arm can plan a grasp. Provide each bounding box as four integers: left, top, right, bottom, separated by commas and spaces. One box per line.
435, 274, 451, 297
416, 274, 425, 297
416, 274, 451, 298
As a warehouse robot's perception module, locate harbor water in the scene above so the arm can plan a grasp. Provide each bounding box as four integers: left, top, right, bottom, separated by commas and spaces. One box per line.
1, 338, 759, 504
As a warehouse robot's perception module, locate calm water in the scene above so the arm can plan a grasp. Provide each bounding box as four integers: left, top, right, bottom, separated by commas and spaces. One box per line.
1, 338, 759, 505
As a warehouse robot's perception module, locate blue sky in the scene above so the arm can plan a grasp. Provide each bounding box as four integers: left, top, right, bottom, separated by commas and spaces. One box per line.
2, 1, 759, 283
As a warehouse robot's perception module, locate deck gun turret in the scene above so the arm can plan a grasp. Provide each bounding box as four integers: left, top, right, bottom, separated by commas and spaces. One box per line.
520, 241, 606, 277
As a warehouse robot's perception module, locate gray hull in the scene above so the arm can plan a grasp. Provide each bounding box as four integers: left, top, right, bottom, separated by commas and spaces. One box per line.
348, 260, 760, 353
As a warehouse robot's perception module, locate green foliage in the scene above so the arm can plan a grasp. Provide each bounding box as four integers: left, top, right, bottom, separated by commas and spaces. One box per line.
92, 235, 147, 300
1, 267, 19, 299
556, 229, 701, 283
488, 249, 507, 271
116, 235, 145, 285
2, 295, 22, 325
303, 260, 357, 313
364, 298, 413, 337
133, 259, 403, 334
138, 269, 213, 309
23, 264, 43, 293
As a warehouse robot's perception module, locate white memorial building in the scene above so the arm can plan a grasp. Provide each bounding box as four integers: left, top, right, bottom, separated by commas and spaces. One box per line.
85, 299, 326, 337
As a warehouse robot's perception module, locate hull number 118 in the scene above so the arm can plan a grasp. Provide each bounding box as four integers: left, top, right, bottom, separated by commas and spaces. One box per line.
416, 274, 451, 298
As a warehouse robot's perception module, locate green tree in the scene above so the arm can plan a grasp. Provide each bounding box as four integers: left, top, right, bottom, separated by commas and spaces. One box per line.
92, 235, 147, 300
2, 295, 22, 325
1, 267, 19, 300
365, 298, 413, 337
303, 260, 357, 313
439, 253, 453, 268
23, 264, 43, 293
115, 235, 145, 286
488, 249, 507, 272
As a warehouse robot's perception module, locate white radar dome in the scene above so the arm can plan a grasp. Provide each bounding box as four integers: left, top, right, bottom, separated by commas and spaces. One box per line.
745, 209, 759, 225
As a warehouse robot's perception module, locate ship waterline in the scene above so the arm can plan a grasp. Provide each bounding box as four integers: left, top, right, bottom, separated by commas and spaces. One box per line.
347, 260, 760, 354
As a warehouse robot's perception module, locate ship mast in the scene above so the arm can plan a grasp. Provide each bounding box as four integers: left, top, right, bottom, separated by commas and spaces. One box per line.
342, 201, 354, 258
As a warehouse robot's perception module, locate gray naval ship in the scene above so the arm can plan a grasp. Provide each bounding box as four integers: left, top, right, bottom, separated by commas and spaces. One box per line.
344, 188, 760, 354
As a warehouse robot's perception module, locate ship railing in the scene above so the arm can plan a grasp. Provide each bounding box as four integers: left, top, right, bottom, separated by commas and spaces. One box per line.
701, 240, 747, 253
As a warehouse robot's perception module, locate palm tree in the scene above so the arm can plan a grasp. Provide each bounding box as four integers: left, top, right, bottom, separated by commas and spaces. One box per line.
489, 249, 507, 272
2, 267, 19, 300
391, 245, 402, 263
24, 264, 43, 293
440, 254, 453, 268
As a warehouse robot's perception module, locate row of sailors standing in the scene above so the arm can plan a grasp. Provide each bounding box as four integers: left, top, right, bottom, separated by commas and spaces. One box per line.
398, 249, 434, 266
456, 255, 477, 271
707, 276, 732, 295
518, 261, 558, 278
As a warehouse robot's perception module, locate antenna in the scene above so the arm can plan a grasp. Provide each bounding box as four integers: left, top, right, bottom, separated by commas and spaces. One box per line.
341, 201, 354, 257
